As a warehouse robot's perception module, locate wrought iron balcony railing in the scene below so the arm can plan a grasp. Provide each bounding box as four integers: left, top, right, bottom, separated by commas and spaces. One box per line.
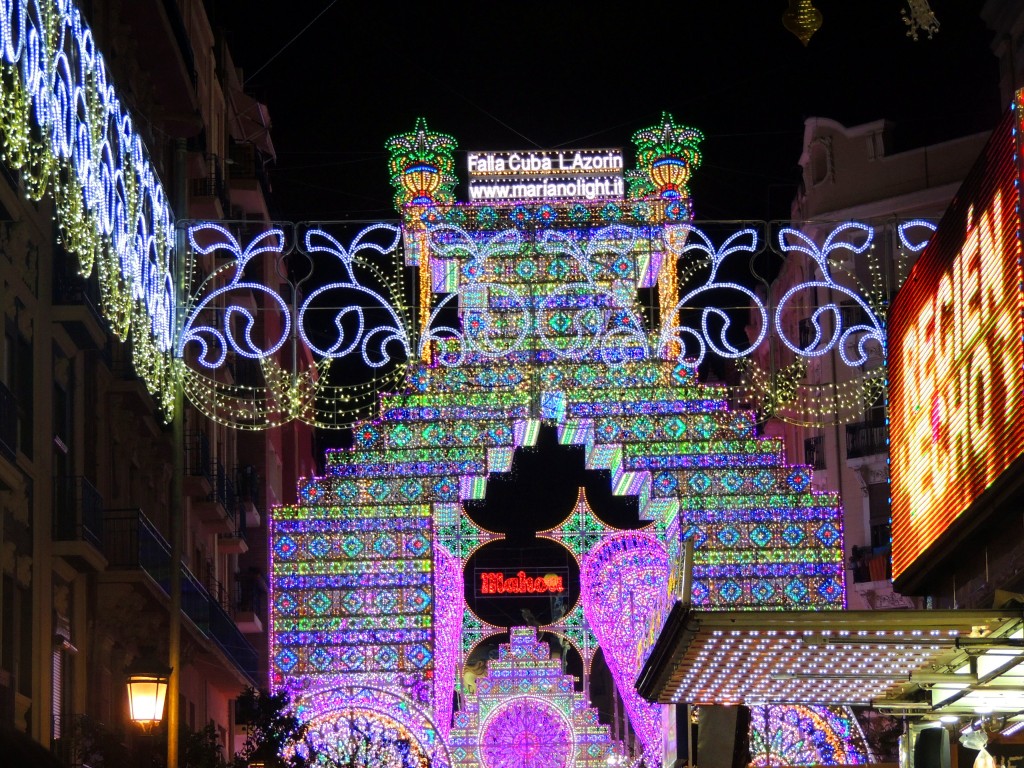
236, 568, 268, 624
211, 460, 238, 527
846, 420, 888, 459
53, 476, 104, 551
185, 431, 213, 483
0, 379, 15, 462
102, 509, 258, 682
803, 435, 825, 470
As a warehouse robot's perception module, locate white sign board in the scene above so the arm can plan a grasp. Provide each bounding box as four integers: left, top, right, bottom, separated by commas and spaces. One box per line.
466, 149, 625, 203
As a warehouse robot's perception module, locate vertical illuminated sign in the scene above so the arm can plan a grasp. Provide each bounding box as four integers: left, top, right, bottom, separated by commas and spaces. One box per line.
889, 101, 1024, 582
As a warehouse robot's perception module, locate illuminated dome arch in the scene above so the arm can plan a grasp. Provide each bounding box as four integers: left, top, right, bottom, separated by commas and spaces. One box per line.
580, 530, 671, 764
479, 695, 575, 768
293, 685, 453, 768
749, 704, 873, 766
449, 628, 620, 768
270, 122, 851, 765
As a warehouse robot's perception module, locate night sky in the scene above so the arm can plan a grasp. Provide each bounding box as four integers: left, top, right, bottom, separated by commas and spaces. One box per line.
210, 1, 1001, 223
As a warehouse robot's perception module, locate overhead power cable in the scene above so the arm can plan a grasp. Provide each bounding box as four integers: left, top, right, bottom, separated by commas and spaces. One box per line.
244, 1, 339, 85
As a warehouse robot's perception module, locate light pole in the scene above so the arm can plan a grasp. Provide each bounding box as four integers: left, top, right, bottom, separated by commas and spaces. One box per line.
166, 136, 188, 768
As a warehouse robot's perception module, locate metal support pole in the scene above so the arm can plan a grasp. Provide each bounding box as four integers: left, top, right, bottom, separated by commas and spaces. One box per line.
687, 705, 694, 768
168, 137, 187, 768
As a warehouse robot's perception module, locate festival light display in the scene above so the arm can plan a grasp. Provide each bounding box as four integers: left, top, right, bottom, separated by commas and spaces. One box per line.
0, 2, 956, 757
291, 684, 452, 768
772, 223, 884, 368
581, 531, 670, 764
889, 102, 1024, 582
387, 117, 459, 209
748, 705, 871, 766
269, 115, 854, 765
627, 112, 703, 202
176, 213, 925, 430
478, 571, 566, 595
0, 0, 928, 434
179, 221, 413, 428
448, 628, 618, 768
0, 0, 176, 412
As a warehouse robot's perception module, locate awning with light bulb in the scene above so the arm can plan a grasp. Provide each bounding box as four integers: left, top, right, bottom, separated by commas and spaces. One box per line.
637, 605, 1024, 727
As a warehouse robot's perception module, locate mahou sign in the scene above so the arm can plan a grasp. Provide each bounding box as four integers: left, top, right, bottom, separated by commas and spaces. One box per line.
477, 569, 567, 597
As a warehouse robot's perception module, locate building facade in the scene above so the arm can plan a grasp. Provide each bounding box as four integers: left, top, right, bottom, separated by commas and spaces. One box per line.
0, 0, 315, 764
753, 116, 989, 607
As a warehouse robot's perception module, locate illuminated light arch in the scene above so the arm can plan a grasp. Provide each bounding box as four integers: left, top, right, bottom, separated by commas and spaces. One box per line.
269, 121, 855, 767
580, 531, 671, 764
270, 221, 850, 760
0, 0, 177, 411
293, 685, 453, 768
749, 704, 872, 766
449, 628, 620, 768
479, 696, 574, 768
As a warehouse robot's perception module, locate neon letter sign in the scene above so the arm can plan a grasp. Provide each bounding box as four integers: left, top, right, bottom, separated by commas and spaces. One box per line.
479, 571, 565, 595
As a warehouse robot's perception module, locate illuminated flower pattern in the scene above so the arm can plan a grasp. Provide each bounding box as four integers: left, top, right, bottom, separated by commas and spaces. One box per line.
581, 532, 671, 764
449, 629, 618, 768
480, 698, 573, 768
749, 705, 872, 766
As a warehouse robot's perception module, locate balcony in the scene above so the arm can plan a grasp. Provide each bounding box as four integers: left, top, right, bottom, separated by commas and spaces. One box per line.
52, 476, 107, 572
102, 509, 258, 684
190, 154, 230, 219
846, 420, 888, 459
235, 569, 268, 634
803, 435, 825, 470
227, 141, 271, 218
52, 244, 108, 351
184, 432, 213, 497
235, 464, 263, 529
850, 545, 892, 584
0, 379, 15, 465
218, 514, 248, 555
194, 461, 238, 536
113, 0, 199, 138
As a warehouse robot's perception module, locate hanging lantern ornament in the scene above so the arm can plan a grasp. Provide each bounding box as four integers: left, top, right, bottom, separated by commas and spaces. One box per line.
902, 0, 940, 41
125, 654, 171, 730
782, 0, 823, 46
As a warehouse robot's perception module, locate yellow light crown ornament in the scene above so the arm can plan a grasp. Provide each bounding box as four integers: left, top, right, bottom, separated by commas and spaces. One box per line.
783, 0, 823, 46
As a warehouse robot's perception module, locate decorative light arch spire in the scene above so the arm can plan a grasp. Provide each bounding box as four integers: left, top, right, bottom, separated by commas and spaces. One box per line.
386, 117, 459, 210
628, 112, 704, 201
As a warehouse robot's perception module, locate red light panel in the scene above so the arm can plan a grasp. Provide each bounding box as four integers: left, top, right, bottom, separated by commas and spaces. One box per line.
889, 103, 1024, 581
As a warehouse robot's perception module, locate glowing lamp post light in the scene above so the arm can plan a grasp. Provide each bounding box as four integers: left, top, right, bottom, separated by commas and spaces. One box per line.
126, 658, 172, 729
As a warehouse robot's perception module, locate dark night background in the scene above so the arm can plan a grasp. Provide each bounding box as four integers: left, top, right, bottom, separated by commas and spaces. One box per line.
210, 1, 1001, 223
205, 2, 1002, 652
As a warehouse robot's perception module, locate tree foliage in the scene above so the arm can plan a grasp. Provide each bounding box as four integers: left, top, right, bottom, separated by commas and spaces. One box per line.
233, 687, 312, 768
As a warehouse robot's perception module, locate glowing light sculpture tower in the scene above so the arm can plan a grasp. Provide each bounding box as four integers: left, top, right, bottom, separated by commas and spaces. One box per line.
269, 115, 854, 766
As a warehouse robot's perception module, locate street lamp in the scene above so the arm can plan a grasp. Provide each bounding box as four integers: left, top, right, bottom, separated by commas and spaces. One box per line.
126, 656, 172, 729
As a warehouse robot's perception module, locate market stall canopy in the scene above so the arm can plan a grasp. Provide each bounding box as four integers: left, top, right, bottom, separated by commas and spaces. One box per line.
637, 605, 1024, 723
